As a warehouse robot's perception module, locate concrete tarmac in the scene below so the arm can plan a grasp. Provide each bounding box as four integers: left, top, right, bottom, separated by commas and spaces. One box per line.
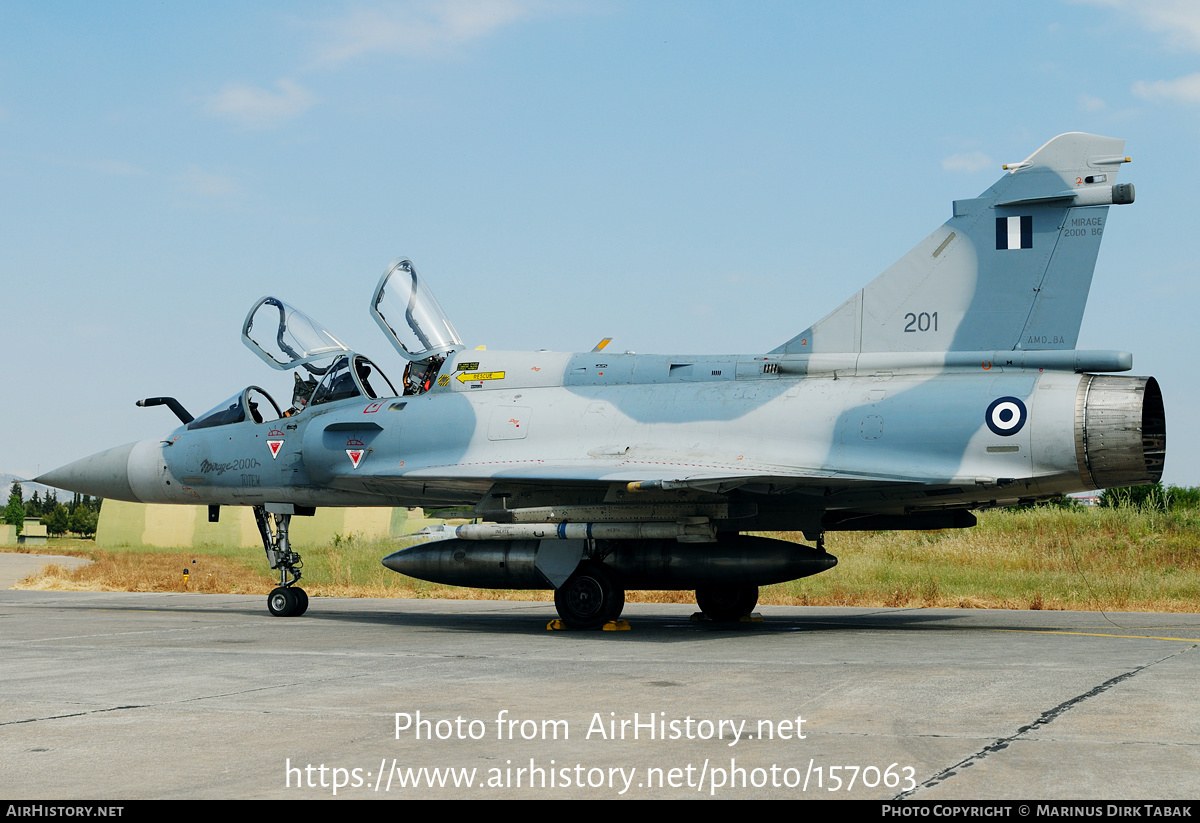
2, 583, 1198, 799
0, 552, 91, 588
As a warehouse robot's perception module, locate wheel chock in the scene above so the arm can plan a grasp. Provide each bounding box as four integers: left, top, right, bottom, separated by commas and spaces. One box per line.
547, 619, 631, 631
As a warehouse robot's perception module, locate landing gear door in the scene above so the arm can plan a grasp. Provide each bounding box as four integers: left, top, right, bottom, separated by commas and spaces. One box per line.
242, 298, 351, 371
370, 258, 464, 362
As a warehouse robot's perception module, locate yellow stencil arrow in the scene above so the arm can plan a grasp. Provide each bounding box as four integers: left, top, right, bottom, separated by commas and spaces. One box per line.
457, 371, 506, 383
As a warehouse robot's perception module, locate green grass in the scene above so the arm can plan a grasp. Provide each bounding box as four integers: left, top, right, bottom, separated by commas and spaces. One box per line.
12, 505, 1200, 611
764, 505, 1200, 610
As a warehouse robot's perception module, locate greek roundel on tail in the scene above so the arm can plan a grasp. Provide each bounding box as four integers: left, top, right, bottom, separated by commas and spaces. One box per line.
37, 133, 1164, 628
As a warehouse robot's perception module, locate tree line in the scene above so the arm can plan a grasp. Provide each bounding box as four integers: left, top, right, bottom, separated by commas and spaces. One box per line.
3, 482, 101, 538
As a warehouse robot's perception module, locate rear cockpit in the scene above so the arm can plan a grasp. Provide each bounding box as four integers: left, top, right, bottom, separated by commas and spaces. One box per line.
308, 353, 397, 407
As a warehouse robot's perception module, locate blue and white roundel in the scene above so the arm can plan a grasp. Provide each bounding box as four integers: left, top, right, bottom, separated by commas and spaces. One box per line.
985, 396, 1027, 436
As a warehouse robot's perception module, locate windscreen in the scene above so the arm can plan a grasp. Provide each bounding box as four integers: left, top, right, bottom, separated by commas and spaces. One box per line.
187, 392, 246, 430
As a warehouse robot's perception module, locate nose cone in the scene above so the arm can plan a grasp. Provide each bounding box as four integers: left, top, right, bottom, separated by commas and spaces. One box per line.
381, 545, 419, 575
382, 541, 451, 581
37, 442, 139, 502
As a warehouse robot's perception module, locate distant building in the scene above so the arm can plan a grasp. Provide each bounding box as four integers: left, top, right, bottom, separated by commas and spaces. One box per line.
95, 500, 447, 548
0, 519, 47, 546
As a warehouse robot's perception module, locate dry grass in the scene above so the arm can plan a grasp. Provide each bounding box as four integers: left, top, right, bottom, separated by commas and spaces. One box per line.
13, 550, 699, 604
13, 505, 1200, 612
19, 551, 276, 594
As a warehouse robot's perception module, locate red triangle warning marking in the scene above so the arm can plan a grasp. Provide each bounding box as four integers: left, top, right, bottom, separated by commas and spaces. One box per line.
345, 438, 366, 469
267, 440, 283, 459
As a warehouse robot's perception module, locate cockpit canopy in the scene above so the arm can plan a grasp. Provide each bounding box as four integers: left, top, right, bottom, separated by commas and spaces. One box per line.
188, 387, 283, 430
238, 258, 455, 407
371, 258, 463, 362
242, 297, 351, 372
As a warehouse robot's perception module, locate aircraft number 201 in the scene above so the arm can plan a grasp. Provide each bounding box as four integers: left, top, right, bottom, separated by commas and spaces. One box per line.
903, 311, 938, 332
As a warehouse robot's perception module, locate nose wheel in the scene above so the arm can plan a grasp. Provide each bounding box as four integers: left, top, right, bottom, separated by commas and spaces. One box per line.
268, 585, 309, 617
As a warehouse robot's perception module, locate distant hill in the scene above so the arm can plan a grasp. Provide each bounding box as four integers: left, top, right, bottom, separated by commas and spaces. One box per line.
0, 473, 59, 501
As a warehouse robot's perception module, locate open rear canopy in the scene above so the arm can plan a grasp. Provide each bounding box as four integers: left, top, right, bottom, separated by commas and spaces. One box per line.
370, 258, 463, 362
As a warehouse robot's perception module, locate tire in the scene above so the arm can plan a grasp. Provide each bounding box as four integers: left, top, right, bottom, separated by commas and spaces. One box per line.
554, 561, 623, 630
695, 585, 758, 622
268, 586, 298, 617
293, 588, 309, 616
605, 586, 625, 623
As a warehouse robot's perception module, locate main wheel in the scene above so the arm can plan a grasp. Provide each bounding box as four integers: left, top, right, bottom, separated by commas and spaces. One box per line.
695, 585, 759, 622
268, 586, 299, 617
554, 561, 623, 630
605, 585, 625, 623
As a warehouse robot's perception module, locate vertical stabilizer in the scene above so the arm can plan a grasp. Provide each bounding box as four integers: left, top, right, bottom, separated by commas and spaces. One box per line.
774, 133, 1133, 355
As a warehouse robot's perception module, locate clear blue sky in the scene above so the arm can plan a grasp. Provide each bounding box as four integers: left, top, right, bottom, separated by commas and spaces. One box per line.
3, 0, 1197, 485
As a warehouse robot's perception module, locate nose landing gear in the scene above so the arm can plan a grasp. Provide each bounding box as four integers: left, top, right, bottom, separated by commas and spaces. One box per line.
254, 505, 308, 617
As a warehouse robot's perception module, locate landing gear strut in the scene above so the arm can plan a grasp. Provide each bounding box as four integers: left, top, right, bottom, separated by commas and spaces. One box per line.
254, 505, 308, 617
554, 560, 625, 630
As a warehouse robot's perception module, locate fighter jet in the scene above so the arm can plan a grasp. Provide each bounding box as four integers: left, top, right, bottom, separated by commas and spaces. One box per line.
39, 133, 1164, 628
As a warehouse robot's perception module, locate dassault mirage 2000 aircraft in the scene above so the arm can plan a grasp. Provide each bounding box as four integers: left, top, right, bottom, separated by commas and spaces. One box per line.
39, 133, 1164, 629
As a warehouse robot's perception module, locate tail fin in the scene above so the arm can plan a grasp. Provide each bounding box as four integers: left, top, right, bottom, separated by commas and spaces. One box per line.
774, 133, 1133, 355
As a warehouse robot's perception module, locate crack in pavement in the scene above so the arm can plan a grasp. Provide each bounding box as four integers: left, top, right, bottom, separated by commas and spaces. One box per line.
0, 670, 383, 727
896, 644, 1196, 799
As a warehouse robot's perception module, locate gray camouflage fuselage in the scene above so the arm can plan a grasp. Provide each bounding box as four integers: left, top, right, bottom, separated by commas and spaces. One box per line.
81, 345, 1162, 536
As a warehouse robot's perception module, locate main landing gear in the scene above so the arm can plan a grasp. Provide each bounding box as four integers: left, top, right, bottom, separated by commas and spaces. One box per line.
553, 561, 626, 630
695, 585, 759, 622
550, 564, 761, 628
254, 505, 308, 617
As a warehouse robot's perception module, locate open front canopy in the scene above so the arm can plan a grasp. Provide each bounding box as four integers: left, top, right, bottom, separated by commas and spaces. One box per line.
371, 258, 463, 362
242, 297, 351, 371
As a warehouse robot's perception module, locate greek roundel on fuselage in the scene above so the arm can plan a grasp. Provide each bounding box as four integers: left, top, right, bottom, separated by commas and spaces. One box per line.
985, 396, 1028, 436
